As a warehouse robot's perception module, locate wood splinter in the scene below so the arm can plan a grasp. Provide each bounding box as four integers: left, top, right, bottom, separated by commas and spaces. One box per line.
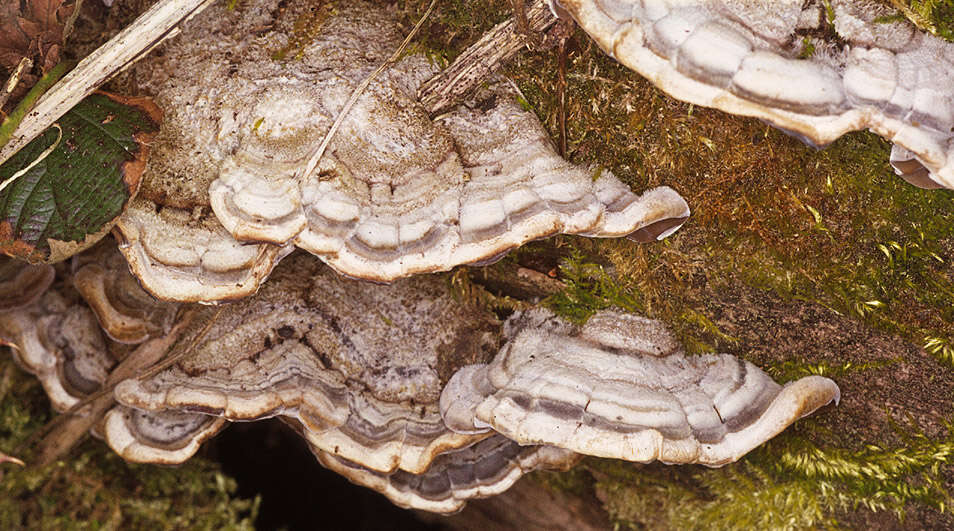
418, 0, 558, 116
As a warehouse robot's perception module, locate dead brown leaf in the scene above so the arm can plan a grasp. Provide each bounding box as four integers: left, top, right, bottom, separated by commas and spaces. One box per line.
0, 0, 76, 112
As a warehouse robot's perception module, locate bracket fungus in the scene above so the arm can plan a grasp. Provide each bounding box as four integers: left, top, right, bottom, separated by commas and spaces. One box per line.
0, 258, 231, 466
114, 199, 288, 303
116, 0, 689, 301
0, 289, 115, 412
110, 253, 500, 473
102, 406, 227, 465
0, 258, 54, 311
313, 435, 580, 514
441, 309, 840, 466
72, 242, 179, 344
1, 239, 841, 513
554, 0, 954, 189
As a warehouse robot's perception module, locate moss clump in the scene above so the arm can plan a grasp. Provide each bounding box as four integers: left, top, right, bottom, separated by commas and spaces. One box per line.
592, 428, 954, 530
765, 358, 899, 383
400, 0, 511, 65
0, 356, 258, 528
880, 0, 954, 41
496, 8, 954, 528
543, 251, 644, 324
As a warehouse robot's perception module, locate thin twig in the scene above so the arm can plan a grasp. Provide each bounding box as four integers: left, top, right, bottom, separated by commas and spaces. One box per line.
0, 57, 32, 113
417, 0, 557, 116
0, 0, 216, 167
297, 0, 438, 182
17, 306, 221, 463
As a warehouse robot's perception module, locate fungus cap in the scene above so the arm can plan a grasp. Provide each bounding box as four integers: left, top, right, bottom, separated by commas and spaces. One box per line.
554, 0, 954, 189
112, 253, 500, 473
314, 435, 580, 514
117, 0, 690, 301
441, 309, 840, 466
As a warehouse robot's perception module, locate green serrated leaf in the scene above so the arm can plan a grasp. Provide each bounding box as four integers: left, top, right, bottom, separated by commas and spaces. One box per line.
0, 93, 158, 263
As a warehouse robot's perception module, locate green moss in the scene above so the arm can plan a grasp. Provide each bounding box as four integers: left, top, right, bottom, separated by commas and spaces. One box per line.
798, 36, 817, 58
924, 335, 954, 369
679, 308, 739, 346
591, 428, 954, 530
765, 358, 898, 383
532, 466, 592, 498
543, 251, 644, 324
881, 0, 954, 41
400, 42, 450, 69
447, 267, 528, 312
0, 356, 257, 528
400, 0, 510, 65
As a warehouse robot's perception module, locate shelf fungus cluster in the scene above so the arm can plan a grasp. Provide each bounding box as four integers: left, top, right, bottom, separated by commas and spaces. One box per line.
440, 309, 840, 466
0, 0, 852, 517
108, 251, 503, 475
554, 0, 954, 189
116, 0, 690, 303
0, 257, 104, 411
0, 242, 838, 513
0, 249, 227, 462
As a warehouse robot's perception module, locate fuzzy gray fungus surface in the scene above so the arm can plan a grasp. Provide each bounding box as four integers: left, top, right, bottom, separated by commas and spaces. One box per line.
116, 0, 690, 302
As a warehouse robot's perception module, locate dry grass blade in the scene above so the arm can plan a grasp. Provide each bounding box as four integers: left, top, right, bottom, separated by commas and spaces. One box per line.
0, 0, 216, 165
298, 0, 438, 181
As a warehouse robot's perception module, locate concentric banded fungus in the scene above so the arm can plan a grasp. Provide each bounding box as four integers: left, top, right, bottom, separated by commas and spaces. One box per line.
113, 253, 500, 473
72, 241, 179, 343
441, 309, 840, 466
314, 435, 580, 514
555, 0, 954, 189
103, 406, 227, 465
0, 290, 115, 411
0, 258, 55, 311
114, 199, 288, 303
121, 0, 689, 295
0, 255, 227, 465
889, 144, 946, 190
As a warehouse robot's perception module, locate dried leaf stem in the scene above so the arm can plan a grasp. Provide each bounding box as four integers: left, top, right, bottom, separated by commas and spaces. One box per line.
0, 0, 216, 167
298, 0, 438, 182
